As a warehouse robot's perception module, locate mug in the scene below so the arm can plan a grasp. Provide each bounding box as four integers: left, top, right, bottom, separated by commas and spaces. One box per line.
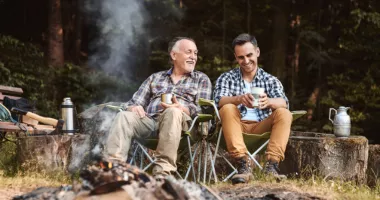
251, 87, 265, 107
161, 93, 173, 104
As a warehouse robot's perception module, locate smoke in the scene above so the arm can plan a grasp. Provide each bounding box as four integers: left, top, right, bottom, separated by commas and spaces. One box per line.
85, 0, 148, 77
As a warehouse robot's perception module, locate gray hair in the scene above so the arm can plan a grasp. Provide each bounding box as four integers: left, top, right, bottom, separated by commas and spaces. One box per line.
168, 36, 196, 53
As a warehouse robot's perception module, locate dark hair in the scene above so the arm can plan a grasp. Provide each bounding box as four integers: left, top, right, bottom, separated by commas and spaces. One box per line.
168, 36, 195, 53
232, 33, 258, 48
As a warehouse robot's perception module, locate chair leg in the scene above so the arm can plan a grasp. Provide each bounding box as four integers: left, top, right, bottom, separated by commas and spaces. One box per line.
207, 142, 218, 184
129, 143, 139, 165
140, 148, 144, 169
203, 140, 208, 184
185, 137, 198, 181
222, 156, 238, 182
197, 141, 203, 182
247, 139, 269, 170
133, 142, 156, 171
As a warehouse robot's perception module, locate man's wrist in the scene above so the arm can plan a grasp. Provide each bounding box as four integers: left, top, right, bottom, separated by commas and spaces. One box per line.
236, 95, 242, 105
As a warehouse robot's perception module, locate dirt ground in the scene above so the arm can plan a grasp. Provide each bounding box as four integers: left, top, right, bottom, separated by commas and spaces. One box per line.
0, 188, 33, 200
0, 184, 327, 200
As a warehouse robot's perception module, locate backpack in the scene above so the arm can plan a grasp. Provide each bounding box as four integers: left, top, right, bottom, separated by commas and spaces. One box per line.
3, 97, 36, 122
0, 103, 16, 122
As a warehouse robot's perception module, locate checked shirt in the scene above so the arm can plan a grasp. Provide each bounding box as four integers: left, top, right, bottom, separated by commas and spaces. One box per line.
122, 68, 212, 118
213, 67, 289, 121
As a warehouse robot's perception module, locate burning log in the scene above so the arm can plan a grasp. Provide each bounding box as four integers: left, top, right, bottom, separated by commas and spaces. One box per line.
13, 158, 222, 200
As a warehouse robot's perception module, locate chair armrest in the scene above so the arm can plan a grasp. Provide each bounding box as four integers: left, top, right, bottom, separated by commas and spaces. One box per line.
198, 98, 215, 106
105, 105, 123, 112
291, 110, 307, 121
196, 114, 214, 122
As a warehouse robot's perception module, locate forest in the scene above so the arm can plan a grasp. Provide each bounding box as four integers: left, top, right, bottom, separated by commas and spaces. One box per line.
0, 0, 379, 143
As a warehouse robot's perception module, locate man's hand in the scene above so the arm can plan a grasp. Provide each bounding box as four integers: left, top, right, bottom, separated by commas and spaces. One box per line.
239, 93, 255, 108
161, 95, 190, 116
258, 93, 269, 109
128, 105, 146, 118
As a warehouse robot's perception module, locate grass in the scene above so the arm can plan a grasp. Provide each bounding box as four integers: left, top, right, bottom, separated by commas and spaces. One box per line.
213, 172, 380, 200
0, 170, 70, 189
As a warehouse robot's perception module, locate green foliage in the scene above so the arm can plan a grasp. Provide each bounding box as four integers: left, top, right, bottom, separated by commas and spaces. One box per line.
0, 35, 137, 118
321, 65, 380, 135
0, 140, 18, 176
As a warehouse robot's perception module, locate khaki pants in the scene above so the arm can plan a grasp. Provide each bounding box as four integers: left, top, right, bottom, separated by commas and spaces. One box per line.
105, 107, 192, 173
219, 104, 292, 163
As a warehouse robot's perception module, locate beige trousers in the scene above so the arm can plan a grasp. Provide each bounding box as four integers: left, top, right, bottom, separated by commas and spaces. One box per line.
105, 107, 192, 173
219, 104, 292, 162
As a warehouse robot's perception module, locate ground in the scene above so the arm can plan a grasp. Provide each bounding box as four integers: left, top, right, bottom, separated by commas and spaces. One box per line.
0, 188, 31, 200
0, 181, 329, 200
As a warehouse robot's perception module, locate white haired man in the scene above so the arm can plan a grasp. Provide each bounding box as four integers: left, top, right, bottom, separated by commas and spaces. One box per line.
105, 37, 213, 179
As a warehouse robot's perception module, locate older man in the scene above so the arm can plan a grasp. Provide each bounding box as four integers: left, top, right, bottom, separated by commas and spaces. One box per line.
105, 37, 212, 178
214, 33, 292, 184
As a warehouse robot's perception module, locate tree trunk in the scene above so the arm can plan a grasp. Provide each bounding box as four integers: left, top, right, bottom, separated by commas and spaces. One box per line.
17, 134, 91, 173
73, 0, 83, 64
288, 15, 301, 109
306, 86, 320, 120
270, 2, 289, 81
246, 0, 251, 34
47, 0, 64, 67
280, 131, 368, 184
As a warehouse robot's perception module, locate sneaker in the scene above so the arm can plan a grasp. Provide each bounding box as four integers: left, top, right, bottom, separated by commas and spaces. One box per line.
231, 155, 254, 184
263, 160, 287, 180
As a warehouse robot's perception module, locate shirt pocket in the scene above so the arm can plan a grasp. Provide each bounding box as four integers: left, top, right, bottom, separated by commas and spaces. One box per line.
151, 82, 168, 99
176, 87, 197, 103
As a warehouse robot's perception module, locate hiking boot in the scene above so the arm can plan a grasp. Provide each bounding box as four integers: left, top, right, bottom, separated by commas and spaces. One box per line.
152, 165, 170, 182
231, 155, 254, 184
263, 160, 287, 180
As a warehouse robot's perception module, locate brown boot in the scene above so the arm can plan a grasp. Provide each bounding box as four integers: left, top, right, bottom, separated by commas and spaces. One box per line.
263, 160, 287, 180
231, 155, 254, 184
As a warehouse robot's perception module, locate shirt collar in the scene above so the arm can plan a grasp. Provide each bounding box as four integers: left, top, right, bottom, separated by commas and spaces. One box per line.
166, 67, 195, 78
238, 67, 264, 82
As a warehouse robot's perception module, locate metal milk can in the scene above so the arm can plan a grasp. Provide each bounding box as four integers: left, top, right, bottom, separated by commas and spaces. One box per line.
329, 106, 351, 137
61, 97, 75, 135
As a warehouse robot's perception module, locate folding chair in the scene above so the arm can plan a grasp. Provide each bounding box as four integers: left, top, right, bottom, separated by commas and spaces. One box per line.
106, 105, 214, 182
195, 98, 306, 183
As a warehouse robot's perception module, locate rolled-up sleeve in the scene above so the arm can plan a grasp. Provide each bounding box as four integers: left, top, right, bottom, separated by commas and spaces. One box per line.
213, 72, 232, 107
268, 77, 289, 108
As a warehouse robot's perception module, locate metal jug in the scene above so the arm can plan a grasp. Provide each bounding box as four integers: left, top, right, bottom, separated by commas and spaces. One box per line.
61, 97, 75, 135
329, 106, 351, 137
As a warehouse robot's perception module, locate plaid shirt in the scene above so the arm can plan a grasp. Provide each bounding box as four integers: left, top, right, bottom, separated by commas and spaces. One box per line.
214, 67, 289, 121
122, 68, 212, 118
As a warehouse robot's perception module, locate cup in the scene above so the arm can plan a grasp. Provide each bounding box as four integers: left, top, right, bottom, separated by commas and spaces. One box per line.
251, 87, 265, 107
161, 93, 173, 104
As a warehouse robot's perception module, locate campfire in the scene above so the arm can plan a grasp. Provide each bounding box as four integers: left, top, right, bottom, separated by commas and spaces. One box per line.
13, 157, 222, 200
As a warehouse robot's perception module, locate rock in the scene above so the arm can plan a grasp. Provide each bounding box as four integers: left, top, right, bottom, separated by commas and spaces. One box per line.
280, 131, 368, 184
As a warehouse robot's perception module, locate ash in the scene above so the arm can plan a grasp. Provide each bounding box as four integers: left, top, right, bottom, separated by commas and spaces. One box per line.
13, 158, 221, 200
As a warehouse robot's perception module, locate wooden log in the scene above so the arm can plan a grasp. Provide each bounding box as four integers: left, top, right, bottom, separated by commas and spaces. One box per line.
280, 131, 368, 184
367, 144, 380, 187
15, 103, 123, 173
0, 85, 23, 95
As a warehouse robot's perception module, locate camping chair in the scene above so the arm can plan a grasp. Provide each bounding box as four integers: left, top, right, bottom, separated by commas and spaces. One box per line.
195, 98, 307, 183
105, 104, 214, 182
